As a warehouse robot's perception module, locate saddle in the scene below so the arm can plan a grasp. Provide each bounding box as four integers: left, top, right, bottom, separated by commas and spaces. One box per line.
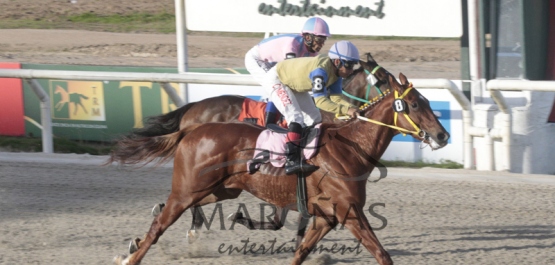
247, 124, 321, 173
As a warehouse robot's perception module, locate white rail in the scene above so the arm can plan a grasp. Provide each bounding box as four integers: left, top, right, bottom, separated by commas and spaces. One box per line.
0, 69, 468, 159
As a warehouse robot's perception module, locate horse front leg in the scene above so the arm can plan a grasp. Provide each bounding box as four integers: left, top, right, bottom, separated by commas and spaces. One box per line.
290, 216, 337, 265
343, 209, 392, 265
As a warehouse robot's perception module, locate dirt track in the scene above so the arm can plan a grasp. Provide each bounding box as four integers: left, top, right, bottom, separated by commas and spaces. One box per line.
1, 152, 554, 264
0, 29, 461, 80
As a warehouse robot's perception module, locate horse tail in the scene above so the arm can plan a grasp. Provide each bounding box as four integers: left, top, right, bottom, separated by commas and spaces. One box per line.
106, 129, 188, 166
132, 102, 195, 137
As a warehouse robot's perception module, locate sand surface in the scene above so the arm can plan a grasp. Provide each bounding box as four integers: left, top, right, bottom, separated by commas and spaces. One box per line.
1, 152, 555, 264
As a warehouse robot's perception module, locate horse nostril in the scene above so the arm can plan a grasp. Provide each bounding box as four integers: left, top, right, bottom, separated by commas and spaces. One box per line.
437, 133, 447, 142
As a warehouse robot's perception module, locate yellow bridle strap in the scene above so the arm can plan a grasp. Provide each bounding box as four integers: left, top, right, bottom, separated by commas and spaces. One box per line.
335, 115, 421, 135
393, 85, 421, 136
336, 83, 422, 137
358, 116, 421, 135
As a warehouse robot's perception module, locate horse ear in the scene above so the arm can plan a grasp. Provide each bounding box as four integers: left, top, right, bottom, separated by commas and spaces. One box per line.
387, 73, 399, 87
366, 53, 376, 64
399, 72, 408, 85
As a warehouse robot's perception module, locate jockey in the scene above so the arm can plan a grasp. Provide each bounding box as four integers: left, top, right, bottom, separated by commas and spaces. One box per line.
262, 40, 361, 175
244, 17, 330, 127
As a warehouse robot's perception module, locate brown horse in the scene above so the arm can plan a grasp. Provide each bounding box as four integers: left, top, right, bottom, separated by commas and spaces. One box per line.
123, 53, 390, 241
130, 53, 385, 140
110, 72, 449, 265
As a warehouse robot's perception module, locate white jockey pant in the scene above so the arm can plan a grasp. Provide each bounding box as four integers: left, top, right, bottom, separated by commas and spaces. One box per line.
262, 67, 322, 127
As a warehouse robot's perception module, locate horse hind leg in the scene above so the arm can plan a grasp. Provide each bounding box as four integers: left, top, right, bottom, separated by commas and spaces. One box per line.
185, 188, 246, 244
148, 187, 242, 245
114, 190, 213, 265
186, 206, 204, 243
150, 200, 220, 245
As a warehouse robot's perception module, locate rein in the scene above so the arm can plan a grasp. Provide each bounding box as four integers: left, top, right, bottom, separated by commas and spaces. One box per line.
337, 83, 422, 137
342, 66, 384, 104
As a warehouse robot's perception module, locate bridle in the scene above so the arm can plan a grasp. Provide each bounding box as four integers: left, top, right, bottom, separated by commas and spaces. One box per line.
342, 65, 385, 104
391, 84, 424, 137
338, 83, 424, 138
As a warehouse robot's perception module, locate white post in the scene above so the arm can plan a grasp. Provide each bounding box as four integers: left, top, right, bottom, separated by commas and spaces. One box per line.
462, 110, 474, 169
484, 133, 494, 171
467, 0, 483, 101
501, 113, 511, 171
175, 0, 188, 106
25, 79, 53, 153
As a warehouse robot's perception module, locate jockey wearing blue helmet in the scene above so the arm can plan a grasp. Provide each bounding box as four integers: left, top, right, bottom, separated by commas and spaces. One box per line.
261, 40, 361, 175
328, 40, 360, 76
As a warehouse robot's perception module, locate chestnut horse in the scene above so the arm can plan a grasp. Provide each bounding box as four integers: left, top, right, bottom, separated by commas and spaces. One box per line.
122, 53, 390, 242
110, 72, 450, 265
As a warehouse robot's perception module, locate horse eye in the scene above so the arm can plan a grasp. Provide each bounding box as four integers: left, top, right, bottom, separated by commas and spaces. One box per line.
411, 102, 418, 109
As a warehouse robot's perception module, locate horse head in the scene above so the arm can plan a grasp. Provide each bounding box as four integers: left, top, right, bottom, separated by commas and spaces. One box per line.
342, 52, 391, 107
360, 52, 390, 89
384, 72, 450, 150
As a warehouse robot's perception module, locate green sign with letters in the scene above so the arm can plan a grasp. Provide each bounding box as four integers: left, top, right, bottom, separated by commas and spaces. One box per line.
22, 64, 247, 142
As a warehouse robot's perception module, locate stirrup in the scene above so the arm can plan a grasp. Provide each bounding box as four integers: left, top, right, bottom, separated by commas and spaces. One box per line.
285, 162, 319, 175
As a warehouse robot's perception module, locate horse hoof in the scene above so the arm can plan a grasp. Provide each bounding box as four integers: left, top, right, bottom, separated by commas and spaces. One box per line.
227, 212, 243, 221
113, 254, 129, 265
128, 238, 140, 254
151, 203, 165, 217
186, 230, 199, 244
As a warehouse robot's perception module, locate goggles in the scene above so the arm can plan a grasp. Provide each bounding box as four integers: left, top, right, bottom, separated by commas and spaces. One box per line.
341, 60, 358, 70
313, 35, 327, 45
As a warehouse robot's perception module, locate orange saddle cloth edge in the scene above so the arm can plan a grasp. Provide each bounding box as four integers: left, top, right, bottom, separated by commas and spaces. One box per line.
237, 98, 286, 128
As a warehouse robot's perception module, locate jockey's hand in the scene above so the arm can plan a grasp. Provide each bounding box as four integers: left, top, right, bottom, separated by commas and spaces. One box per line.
347, 107, 359, 118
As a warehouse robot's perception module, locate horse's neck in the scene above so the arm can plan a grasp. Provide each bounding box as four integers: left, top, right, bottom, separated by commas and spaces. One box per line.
328, 97, 395, 164
343, 70, 369, 107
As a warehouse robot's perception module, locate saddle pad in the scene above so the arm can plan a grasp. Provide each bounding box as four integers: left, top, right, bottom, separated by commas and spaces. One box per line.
237, 98, 287, 128
248, 124, 322, 169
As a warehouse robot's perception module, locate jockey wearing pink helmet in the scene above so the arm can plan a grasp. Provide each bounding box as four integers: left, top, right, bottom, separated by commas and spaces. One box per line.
301, 17, 331, 53
244, 17, 330, 127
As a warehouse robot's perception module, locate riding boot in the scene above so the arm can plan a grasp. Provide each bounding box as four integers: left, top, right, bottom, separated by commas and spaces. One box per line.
264, 101, 278, 127
284, 122, 319, 175
264, 111, 278, 127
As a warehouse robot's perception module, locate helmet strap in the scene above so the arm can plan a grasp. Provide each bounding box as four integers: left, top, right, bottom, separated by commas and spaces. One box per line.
331, 59, 341, 76
304, 34, 316, 53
